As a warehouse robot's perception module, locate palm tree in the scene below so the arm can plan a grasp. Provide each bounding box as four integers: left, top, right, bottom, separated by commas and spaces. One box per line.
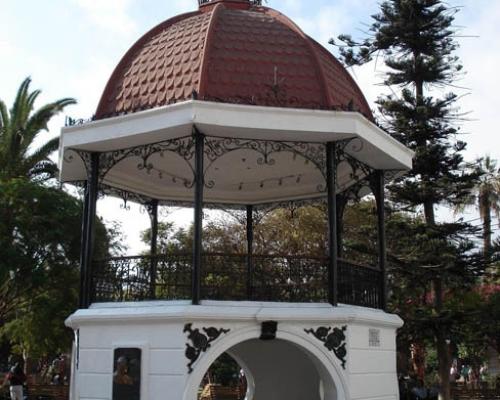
0, 77, 76, 182
456, 156, 500, 256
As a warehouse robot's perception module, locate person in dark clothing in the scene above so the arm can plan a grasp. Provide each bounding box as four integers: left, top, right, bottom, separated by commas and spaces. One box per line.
2, 364, 26, 400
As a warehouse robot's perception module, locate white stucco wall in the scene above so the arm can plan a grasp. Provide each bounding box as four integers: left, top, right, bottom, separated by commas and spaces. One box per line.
65, 301, 403, 400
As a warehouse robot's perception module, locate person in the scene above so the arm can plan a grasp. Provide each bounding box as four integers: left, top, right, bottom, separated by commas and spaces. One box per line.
469, 367, 478, 389
411, 379, 429, 400
2, 364, 26, 400
479, 364, 488, 389
450, 364, 458, 384
461, 364, 470, 387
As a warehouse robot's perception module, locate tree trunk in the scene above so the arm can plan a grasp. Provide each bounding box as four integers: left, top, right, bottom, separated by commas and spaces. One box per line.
436, 328, 451, 400
481, 194, 492, 258
434, 278, 451, 400
417, 49, 452, 400
411, 342, 426, 381
424, 200, 435, 227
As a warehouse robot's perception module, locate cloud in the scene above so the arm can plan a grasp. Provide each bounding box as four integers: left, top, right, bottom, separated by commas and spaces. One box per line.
454, 0, 500, 159
73, 0, 137, 36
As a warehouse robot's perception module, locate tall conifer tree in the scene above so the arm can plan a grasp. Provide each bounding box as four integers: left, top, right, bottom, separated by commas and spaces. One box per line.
333, 1, 484, 399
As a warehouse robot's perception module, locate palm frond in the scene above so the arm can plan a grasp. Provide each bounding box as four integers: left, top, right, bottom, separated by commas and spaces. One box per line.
22, 136, 60, 176
28, 161, 59, 182
11, 77, 32, 130
25, 98, 76, 142
0, 100, 9, 131
0, 77, 76, 181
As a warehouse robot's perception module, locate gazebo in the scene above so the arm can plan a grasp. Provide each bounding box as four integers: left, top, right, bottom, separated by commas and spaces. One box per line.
62, 1, 413, 400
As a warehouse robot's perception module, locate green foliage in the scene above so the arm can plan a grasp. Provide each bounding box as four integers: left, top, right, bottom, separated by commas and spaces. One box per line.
207, 353, 240, 386
0, 77, 76, 182
0, 180, 81, 320
0, 78, 118, 363
0, 179, 119, 359
334, 0, 462, 86
0, 179, 113, 359
334, 1, 489, 397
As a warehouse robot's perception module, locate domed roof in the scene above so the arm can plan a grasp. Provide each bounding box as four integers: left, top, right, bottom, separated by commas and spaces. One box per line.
95, 0, 372, 120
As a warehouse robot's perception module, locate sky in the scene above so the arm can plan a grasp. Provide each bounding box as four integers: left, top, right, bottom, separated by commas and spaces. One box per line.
1, 0, 499, 252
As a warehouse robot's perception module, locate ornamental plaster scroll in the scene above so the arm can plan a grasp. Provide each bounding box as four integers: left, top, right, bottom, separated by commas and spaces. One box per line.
304, 325, 347, 369
183, 323, 230, 373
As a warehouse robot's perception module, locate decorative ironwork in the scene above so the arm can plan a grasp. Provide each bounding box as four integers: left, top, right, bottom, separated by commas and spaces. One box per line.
91, 253, 382, 309
260, 321, 278, 341
65, 132, 390, 212
338, 260, 382, 309
92, 254, 192, 302
184, 323, 230, 373
98, 184, 155, 211
98, 136, 196, 182
204, 136, 327, 186
304, 326, 347, 369
199, 0, 263, 5
99, 183, 328, 211
69, 136, 196, 183
65, 116, 95, 127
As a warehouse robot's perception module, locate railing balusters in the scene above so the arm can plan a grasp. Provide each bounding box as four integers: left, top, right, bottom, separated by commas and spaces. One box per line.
91, 254, 383, 308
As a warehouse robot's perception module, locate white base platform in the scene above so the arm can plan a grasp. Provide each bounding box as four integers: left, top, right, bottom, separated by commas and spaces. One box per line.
66, 301, 403, 400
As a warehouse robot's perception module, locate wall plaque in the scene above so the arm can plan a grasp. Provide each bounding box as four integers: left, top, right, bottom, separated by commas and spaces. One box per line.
113, 348, 141, 400
369, 329, 381, 347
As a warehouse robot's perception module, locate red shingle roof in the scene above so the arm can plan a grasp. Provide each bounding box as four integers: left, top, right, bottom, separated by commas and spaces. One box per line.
95, 0, 373, 120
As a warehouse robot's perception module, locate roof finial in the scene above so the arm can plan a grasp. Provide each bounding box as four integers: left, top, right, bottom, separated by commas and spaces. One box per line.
198, 0, 262, 7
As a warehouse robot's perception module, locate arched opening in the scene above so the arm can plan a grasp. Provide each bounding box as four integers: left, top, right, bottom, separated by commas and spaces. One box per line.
198, 352, 252, 400
196, 338, 338, 400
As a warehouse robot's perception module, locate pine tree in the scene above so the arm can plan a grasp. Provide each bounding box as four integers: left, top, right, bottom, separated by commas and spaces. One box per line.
333, 1, 484, 399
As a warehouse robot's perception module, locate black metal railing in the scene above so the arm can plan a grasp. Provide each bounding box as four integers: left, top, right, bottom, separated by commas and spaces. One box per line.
92, 254, 383, 308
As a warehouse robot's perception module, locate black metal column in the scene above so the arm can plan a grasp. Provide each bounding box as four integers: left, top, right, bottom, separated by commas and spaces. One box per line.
192, 129, 205, 305
246, 205, 254, 299
375, 170, 388, 310
336, 194, 347, 258
326, 142, 338, 306
81, 153, 100, 309
149, 199, 159, 300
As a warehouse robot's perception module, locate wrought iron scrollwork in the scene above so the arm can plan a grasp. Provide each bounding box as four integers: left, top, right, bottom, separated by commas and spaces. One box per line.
98, 184, 153, 210
204, 136, 327, 190
305, 326, 347, 369
184, 323, 230, 373
66, 131, 399, 210
65, 116, 95, 127
99, 136, 196, 183
71, 136, 196, 185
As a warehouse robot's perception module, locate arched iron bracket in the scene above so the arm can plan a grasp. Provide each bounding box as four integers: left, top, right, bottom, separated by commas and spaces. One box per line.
69, 135, 196, 186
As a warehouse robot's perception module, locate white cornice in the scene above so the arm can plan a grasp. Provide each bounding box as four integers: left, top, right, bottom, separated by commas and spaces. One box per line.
65, 301, 403, 329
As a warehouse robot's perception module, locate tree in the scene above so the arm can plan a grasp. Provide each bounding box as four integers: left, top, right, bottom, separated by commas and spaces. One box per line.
334, 1, 484, 399
0, 79, 124, 369
0, 179, 117, 366
0, 77, 76, 182
455, 156, 500, 257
